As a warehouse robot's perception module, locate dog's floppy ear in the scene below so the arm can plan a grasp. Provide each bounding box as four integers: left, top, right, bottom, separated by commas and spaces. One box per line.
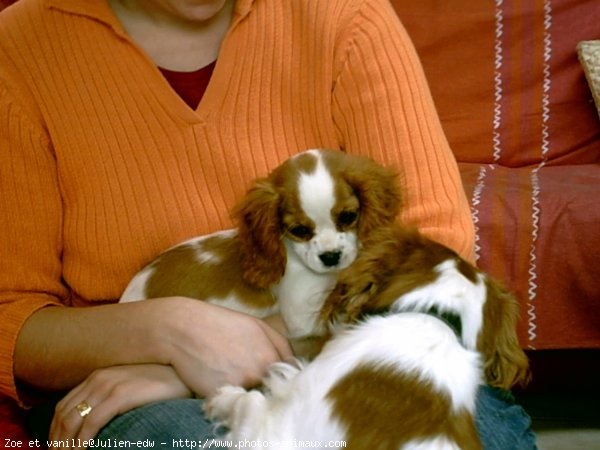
342, 157, 403, 237
479, 277, 531, 389
232, 179, 286, 289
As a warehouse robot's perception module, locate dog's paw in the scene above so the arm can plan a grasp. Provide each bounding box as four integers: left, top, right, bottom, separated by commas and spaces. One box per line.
321, 275, 379, 324
203, 385, 248, 422
319, 282, 350, 323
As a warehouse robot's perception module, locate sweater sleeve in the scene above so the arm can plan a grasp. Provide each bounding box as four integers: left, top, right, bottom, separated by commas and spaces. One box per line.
0, 82, 67, 404
331, 0, 475, 262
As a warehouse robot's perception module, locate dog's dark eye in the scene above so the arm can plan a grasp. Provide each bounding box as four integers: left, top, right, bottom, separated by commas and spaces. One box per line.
338, 210, 358, 227
289, 225, 313, 240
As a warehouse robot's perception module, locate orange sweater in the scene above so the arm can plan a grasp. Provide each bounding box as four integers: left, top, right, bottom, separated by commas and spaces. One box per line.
0, 0, 474, 401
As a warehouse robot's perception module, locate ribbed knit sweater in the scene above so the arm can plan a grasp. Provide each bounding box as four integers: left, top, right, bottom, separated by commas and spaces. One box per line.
0, 0, 474, 400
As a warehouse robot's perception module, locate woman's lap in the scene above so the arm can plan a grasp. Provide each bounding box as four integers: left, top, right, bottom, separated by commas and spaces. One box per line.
96, 398, 218, 444
98, 386, 537, 449
476, 386, 538, 449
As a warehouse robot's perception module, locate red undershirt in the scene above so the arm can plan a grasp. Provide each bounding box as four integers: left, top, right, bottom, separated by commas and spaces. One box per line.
158, 61, 216, 110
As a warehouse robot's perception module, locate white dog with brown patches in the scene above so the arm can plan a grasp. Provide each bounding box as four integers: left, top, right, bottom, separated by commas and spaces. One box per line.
204, 226, 530, 450
120, 149, 401, 338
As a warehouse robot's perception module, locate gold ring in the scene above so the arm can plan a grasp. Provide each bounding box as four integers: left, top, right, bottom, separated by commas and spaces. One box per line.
75, 401, 93, 418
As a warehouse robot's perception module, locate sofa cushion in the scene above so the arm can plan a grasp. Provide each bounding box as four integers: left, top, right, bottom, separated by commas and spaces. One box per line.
578, 40, 600, 121
391, 0, 600, 167
0, 396, 31, 442
460, 163, 600, 349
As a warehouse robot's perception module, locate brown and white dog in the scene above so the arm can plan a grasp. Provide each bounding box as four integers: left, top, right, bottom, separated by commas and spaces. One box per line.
120, 149, 401, 338
204, 226, 530, 450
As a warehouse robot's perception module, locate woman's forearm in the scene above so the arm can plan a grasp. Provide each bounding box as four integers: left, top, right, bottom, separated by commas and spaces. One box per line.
14, 297, 292, 397
14, 299, 169, 391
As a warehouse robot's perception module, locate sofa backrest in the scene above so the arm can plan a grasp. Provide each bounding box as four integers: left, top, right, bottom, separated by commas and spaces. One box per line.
391, 0, 600, 168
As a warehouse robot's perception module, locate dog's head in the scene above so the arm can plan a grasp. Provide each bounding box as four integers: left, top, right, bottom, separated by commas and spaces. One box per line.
320, 225, 530, 390
232, 149, 401, 289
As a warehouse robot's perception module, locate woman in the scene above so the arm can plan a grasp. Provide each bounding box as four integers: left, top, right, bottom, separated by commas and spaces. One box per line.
0, 0, 536, 447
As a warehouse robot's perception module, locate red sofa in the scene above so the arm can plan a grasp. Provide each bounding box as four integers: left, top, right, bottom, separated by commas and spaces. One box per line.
2, 0, 600, 441
392, 0, 600, 352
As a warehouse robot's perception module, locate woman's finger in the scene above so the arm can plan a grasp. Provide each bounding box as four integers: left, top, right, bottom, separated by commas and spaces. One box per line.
50, 376, 109, 442
50, 364, 192, 445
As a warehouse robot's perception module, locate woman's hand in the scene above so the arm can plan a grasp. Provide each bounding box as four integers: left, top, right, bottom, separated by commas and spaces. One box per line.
22, 297, 292, 443
16, 298, 292, 395
159, 298, 293, 397
49, 363, 191, 444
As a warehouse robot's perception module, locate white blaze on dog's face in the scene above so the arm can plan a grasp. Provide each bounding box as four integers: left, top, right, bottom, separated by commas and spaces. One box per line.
234, 148, 399, 291
282, 151, 360, 274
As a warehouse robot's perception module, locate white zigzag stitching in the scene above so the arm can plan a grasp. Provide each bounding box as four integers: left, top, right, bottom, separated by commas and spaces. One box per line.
528, 165, 543, 348
470, 165, 491, 262
493, 0, 504, 163
527, 0, 553, 348
541, 0, 553, 161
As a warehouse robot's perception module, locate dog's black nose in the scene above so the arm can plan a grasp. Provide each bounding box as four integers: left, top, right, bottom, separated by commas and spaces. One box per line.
319, 251, 342, 267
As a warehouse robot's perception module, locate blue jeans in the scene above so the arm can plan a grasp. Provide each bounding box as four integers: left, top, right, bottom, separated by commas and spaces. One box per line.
97, 386, 537, 449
